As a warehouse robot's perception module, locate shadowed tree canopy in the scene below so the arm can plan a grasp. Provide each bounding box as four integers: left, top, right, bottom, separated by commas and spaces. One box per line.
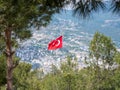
0, 54, 6, 86
72, 0, 120, 18
0, 0, 68, 39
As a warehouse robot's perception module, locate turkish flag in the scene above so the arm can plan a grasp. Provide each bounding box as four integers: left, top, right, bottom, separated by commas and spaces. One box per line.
48, 36, 63, 50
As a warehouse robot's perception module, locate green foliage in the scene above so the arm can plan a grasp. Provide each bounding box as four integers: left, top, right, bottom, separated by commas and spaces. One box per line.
0, 0, 67, 30
0, 54, 6, 86
51, 64, 61, 75
14, 29, 32, 41
111, 0, 120, 15
1, 0, 120, 90
87, 32, 120, 90
0, 54, 20, 87
0, 1, 67, 89
89, 32, 117, 67
114, 52, 120, 64
0, 34, 5, 53
0, 0, 68, 53
61, 55, 78, 73
13, 62, 32, 89
113, 66, 120, 90
39, 55, 79, 90
73, 0, 105, 18
0, 53, 120, 90
73, 0, 120, 18
8, 48, 120, 90
13, 62, 44, 90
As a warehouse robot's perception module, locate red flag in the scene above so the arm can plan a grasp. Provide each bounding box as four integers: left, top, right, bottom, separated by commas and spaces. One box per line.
48, 36, 63, 50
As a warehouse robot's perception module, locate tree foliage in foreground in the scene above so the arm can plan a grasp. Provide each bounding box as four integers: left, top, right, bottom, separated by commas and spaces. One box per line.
89, 32, 117, 68
38, 32, 120, 90
1, 0, 120, 90
0, 0, 68, 89
0, 33, 120, 90
0, 54, 6, 87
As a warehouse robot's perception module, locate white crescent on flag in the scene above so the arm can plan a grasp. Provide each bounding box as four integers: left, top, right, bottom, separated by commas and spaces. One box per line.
55, 40, 60, 46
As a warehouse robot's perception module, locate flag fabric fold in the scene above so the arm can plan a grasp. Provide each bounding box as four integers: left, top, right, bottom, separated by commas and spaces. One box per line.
48, 36, 63, 50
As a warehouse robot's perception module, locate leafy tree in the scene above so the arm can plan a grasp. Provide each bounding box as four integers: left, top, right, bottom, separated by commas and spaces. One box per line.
13, 62, 43, 90
73, 0, 120, 18
0, 60, 43, 90
37, 55, 79, 90
61, 55, 78, 73
59, 55, 78, 90
112, 52, 120, 89
89, 32, 117, 68
51, 64, 61, 75
0, 0, 67, 90
0, 54, 19, 89
114, 52, 120, 65
0, 34, 5, 53
88, 32, 118, 90
113, 66, 120, 90
13, 62, 32, 89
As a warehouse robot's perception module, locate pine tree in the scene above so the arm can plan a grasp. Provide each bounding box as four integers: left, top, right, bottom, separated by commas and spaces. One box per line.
0, 0, 67, 90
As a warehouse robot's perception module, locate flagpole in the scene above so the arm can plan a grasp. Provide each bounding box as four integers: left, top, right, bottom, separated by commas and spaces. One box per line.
60, 29, 63, 37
